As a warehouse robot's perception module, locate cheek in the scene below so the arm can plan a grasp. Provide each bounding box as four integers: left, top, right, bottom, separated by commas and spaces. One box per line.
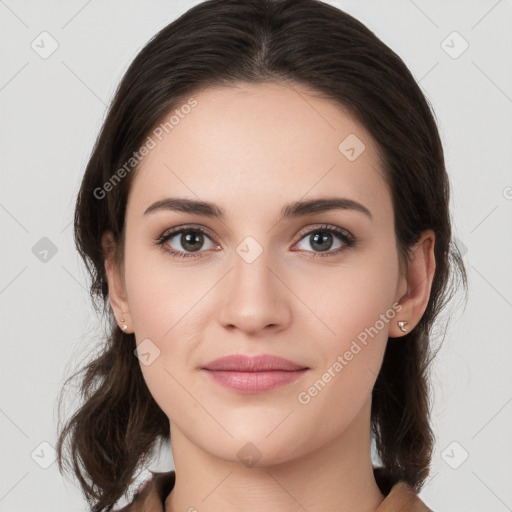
124, 241, 202, 337
292, 276, 399, 443
298, 246, 400, 352
122, 246, 212, 415
292, 243, 400, 405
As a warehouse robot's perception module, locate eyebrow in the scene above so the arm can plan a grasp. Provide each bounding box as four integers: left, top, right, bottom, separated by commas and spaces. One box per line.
143, 196, 372, 220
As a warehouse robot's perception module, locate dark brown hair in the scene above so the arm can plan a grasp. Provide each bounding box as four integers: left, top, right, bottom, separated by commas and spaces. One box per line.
56, 0, 467, 509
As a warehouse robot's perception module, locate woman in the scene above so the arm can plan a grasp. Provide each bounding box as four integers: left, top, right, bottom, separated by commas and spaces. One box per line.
56, 1, 467, 511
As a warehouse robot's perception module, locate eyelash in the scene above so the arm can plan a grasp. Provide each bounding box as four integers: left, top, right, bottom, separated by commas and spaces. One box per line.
155, 224, 356, 260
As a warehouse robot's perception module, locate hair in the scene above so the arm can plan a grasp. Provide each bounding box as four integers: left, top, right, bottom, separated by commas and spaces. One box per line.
55, 0, 467, 510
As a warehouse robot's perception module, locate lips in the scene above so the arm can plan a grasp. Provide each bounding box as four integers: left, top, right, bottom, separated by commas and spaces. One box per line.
201, 354, 309, 393
202, 354, 307, 372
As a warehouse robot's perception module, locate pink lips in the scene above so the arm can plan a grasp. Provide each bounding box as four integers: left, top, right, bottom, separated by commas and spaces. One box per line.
201, 354, 309, 393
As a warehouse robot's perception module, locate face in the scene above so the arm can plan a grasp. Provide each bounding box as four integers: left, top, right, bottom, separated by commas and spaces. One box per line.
108, 82, 411, 466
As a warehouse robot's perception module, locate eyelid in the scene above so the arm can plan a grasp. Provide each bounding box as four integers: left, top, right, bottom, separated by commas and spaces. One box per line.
158, 224, 218, 241
294, 223, 353, 242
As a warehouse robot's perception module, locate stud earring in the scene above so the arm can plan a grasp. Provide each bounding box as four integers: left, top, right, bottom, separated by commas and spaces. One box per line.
397, 320, 408, 333
119, 314, 128, 331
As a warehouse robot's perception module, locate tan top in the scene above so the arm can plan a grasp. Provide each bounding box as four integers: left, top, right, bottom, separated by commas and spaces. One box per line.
114, 470, 434, 511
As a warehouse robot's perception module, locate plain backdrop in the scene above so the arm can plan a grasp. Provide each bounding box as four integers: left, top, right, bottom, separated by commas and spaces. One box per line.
0, 1, 511, 511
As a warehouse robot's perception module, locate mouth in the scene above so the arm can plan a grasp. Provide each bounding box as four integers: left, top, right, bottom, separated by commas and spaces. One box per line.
201, 354, 309, 393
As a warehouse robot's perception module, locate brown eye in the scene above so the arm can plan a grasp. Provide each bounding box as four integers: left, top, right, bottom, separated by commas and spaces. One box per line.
177, 230, 205, 252
293, 225, 355, 257
158, 226, 219, 258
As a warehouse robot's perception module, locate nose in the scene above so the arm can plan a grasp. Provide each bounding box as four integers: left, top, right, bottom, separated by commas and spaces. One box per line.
217, 249, 292, 336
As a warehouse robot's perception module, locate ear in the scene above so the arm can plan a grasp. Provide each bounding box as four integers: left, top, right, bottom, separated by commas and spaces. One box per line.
389, 229, 436, 338
101, 230, 133, 333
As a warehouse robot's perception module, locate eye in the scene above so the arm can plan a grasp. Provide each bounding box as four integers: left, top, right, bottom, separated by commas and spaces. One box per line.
156, 223, 356, 260
156, 226, 220, 259
292, 224, 356, 257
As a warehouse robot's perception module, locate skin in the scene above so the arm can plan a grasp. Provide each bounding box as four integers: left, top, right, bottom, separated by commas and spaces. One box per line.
103, 82, 436, 512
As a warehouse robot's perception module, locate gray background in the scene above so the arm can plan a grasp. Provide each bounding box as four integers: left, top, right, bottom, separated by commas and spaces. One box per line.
1, 0, 511, 510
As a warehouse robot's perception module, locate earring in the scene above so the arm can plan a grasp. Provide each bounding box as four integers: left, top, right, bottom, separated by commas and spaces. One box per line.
397, 320, 408, 333
120, 314, 128, 331
110, 301, 129, 331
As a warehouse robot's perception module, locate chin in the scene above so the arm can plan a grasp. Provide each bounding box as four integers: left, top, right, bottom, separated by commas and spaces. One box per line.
198, 428, 313, 469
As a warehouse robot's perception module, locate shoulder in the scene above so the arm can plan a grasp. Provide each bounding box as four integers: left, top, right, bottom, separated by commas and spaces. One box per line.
114, 470, 176, 512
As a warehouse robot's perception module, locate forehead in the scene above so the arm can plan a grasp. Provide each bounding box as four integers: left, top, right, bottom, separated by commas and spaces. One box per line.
127, 82, 391, 222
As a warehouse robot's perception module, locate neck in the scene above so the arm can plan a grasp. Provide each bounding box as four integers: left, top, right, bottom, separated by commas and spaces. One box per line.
165, 399, 385, 512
